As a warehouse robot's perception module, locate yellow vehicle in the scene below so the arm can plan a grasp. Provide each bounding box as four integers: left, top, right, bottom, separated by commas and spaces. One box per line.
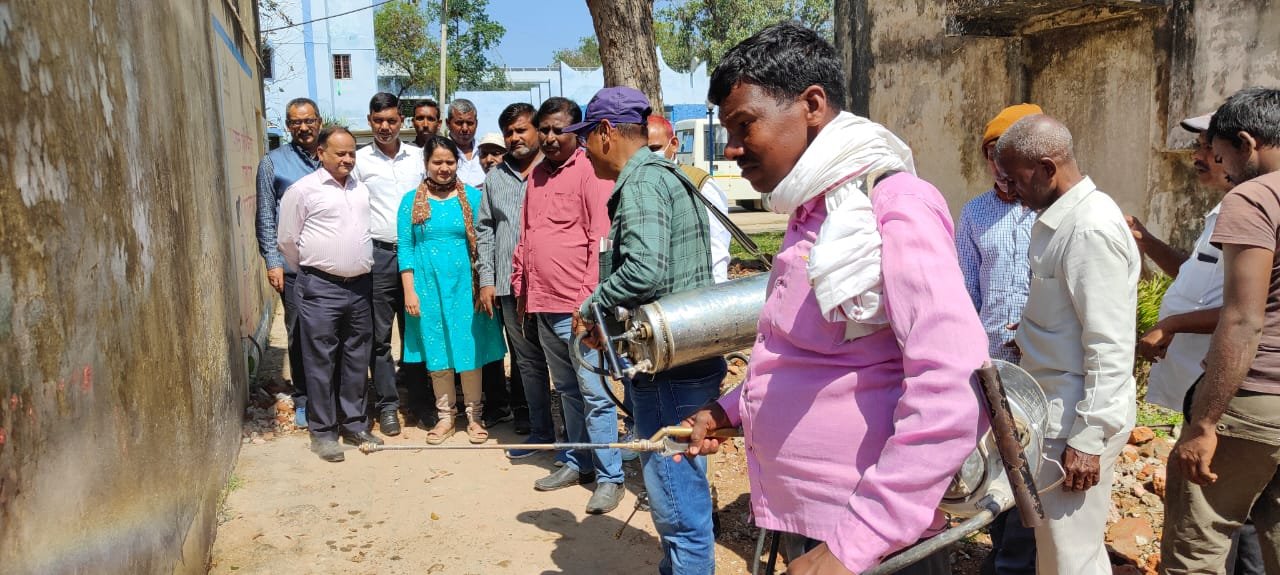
673, 118, 773, 211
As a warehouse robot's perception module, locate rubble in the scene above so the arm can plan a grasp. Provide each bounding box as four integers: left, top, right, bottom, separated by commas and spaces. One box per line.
1101, 428, 1175, 574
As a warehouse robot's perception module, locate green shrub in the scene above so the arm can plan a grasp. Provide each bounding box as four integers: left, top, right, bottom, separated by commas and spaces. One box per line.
1134, 273, 1172, 403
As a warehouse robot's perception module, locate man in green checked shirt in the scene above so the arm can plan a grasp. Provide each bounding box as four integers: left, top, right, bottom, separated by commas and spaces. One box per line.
569, 86, 725, 575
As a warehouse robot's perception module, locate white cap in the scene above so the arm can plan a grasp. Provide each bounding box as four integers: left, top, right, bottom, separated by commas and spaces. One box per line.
1180, 113, 1213, 133
477, 133, 506, 150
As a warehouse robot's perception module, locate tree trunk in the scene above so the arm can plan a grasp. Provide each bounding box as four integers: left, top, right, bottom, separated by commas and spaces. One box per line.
585, 0, 664, 112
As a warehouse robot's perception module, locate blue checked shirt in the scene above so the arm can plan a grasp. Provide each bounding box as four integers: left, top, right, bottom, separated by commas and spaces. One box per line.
955, 190, 1036, 362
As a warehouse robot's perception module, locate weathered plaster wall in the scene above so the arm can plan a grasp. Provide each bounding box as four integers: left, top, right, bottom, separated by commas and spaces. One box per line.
842, 0, 1280, 252
0, 0, 267, 572
843, 0, 1019, 212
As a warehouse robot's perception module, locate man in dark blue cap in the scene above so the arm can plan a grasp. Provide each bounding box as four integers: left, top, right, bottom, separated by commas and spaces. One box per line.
571, 86, 724, 575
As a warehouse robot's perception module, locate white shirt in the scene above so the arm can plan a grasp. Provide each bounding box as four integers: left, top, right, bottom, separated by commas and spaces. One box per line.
701, 178, 732, 283
455, 144, 487, 189
352, 142, 423, 243
1146, 204, 1224, 411
1016, 177, 1140, 455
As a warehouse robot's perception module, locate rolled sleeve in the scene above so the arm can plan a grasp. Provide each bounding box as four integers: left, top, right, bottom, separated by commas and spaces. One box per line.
827, 190, 987, 572
1062, 230, 1137, 455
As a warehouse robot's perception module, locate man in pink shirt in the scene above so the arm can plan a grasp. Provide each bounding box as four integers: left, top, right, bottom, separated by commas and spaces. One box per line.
685, 23, 987, 574
277, 126, 383, 462
510, 97, 623, 514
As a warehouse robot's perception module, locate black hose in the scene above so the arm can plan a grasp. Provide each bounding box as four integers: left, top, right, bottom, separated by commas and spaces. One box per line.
598, 351, 632, 420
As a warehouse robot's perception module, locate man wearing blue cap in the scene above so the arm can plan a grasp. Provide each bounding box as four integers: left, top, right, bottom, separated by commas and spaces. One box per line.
571, 86, 724, 575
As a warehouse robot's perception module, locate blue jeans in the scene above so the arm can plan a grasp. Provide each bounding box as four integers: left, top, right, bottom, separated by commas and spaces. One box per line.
536, 312, 623, 484
632, 357, 726, 575
500, 296, 551, 439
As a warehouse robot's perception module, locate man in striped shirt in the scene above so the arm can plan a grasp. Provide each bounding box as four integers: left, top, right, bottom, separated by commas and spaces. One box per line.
477, 102, 543, 438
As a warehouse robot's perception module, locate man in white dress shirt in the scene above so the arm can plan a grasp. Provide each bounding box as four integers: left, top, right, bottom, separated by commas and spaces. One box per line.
994, 114, 1140, 575
352, 92, 424, 437
447, 98, 486, 188
646, 114, 731, 283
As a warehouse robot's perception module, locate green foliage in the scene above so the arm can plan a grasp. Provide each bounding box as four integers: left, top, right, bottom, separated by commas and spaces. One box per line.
374, 0, 507, 97
653, 0, 833, 72
1134, 273, 1172, 402
554, 36, 602, 69
730, 231, 784, 261
1137, 273, 1172, 337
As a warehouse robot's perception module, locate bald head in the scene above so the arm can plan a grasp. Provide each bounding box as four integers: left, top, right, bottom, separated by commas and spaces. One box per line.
993, 114, 1084, 210
647, 114, 679, 160
995, 114, 1075, 164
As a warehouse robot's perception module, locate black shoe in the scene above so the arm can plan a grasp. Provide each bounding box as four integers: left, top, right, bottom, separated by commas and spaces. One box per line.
379, 408, 402, 436
311, 439, 345, 462
341, 430, 384, 447
483, 407, 513, 428
586, 482, 625, 514
513, 417, 531, 435
534, 466, 595, 491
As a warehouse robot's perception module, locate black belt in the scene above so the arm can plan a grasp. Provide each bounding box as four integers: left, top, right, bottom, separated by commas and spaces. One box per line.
302, 266, 367, 284
372, 239, 397, 252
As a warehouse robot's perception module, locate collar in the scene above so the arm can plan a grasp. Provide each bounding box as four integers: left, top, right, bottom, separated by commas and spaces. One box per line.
290, 142, 320, 166
1037, 176, 1096, 230
369, 140, 411, 161
318, 167, 356, 190
499, 155, 538, 182
615, 146, 665, 189
539, 147, 586, 177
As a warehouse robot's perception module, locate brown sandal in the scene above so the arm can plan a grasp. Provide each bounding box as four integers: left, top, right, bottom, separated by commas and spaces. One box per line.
466, 420, 489, 444
426, 418, 455, 445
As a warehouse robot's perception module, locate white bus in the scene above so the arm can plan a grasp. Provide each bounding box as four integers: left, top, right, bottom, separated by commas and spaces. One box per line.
673, 118, 772, 211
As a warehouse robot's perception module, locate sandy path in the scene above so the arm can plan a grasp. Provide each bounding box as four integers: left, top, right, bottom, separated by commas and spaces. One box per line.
210, 307, 763, 575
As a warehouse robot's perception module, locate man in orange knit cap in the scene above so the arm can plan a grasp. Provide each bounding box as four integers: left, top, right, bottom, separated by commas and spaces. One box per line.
954, 103, 1043, 575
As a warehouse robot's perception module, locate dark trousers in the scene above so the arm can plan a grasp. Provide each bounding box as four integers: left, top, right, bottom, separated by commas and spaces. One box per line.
282, 272, 307, 398
481, 300, 529, 417
1182, 380, 1266, 575
981, 509, 1037, 575
297, 268, 373, 441
370, 243, 403, 412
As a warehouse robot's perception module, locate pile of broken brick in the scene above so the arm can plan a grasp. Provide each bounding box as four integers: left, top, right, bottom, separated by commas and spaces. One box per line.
1106, 425, 1173, 575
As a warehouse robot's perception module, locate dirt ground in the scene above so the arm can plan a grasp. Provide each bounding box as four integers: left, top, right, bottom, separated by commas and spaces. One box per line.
211, 306, 992, 575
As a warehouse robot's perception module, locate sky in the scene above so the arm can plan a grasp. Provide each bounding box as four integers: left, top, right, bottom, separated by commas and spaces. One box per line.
484, 0, 598, 68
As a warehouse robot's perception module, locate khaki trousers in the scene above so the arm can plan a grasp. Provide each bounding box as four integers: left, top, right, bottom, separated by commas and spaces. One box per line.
1034, 432, 1129, 574
1162, 392, 1280, 574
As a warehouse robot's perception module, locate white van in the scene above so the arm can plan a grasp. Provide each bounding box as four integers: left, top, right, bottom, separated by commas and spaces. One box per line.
672, 118, 772, 211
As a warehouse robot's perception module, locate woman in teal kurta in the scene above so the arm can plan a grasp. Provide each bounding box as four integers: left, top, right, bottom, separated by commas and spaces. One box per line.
399, 136, 505, 444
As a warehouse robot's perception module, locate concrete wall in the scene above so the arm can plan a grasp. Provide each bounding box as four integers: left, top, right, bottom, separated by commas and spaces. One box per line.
839, 0, 1280, 252
0, 0, 267, 572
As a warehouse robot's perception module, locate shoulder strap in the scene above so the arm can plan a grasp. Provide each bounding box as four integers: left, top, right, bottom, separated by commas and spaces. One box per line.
661, 162, 772, 271
678, 164, 711, 192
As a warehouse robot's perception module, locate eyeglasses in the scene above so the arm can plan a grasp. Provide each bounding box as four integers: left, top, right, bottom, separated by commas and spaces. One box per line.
285, 118, 320, 128
575, 122, 601, 146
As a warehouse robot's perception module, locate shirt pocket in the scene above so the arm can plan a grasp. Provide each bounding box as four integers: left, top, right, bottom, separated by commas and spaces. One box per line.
766, 274, 847, 352
1168, 251, 1224, 306
545, 191, 580, 225
1022, 275, 1073, 330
